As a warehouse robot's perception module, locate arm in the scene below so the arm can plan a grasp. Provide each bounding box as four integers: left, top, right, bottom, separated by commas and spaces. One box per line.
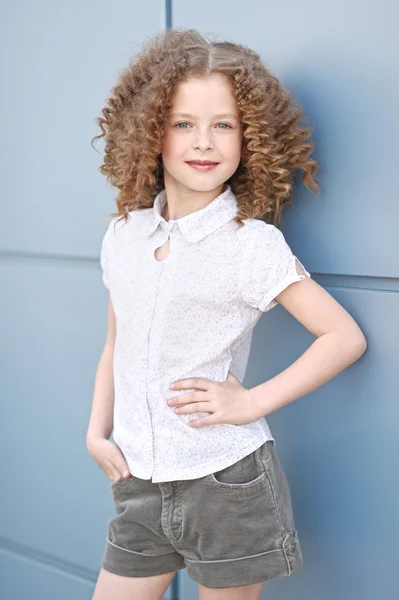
86, 295, 116, 446
249, 265, 368, 418
86, 295, 131, 481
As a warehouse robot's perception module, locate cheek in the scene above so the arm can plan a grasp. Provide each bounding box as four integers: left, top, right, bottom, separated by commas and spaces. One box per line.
161, 133, 184, 164
161, 133, 171, 160
222, 135, 242, 163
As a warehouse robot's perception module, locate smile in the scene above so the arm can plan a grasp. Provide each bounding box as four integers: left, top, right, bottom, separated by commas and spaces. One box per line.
186, 161, 219, 172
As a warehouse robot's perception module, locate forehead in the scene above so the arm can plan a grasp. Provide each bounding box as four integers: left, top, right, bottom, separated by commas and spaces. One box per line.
170, 73, 239, 114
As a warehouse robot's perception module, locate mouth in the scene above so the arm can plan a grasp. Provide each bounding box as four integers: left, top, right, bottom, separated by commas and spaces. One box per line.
186, 160, 219, 172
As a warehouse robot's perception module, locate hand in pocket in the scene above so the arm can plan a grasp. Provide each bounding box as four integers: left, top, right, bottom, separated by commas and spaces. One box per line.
86, 437, 132, 483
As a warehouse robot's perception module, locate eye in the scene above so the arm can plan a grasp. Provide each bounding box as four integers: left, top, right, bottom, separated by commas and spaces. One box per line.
174, 122, 233, 129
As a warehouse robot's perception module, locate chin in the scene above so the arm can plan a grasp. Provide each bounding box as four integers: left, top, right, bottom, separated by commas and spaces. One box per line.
174, 175, 231, 193
186, 182, 224, 192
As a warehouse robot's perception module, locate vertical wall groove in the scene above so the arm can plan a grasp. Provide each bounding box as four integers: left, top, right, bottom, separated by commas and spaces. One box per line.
165, 0, 172, 29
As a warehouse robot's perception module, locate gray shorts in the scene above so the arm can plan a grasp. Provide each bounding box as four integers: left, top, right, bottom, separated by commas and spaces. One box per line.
101, 440, 303, 589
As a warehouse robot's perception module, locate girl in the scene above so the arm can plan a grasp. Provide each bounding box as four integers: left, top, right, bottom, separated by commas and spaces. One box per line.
87, 28, 367, 600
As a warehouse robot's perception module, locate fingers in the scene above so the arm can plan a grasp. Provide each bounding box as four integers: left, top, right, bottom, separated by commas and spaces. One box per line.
87, 437, 132, 482
188, 415, 216, 428
112, 457, 131, 480
170, 378, 209, 391
174, 402, 213, 415
106, 444, 132, 481
109, 472, 124, 484
168, 391, 208, 406
107, 463, 131, 483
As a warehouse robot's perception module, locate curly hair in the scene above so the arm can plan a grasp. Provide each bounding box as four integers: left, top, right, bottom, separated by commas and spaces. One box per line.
91, 28, 320, 228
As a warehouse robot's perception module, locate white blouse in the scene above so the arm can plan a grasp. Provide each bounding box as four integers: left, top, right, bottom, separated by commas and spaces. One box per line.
100, 184, 310, 482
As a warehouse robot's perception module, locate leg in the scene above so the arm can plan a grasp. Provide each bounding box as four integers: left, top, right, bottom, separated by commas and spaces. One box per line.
198, 581, 264, 600
91, 568, 177, 600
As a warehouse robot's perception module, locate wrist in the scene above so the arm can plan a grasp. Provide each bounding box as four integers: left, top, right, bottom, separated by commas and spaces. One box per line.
247, 386, 266, 420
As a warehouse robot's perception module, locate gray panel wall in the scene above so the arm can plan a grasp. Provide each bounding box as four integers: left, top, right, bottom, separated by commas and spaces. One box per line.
173, 1, 398, 599
1, 1, 398, 600
0, 2, 176, 599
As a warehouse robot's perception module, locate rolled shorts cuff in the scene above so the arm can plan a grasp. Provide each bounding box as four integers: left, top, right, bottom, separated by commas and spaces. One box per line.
101, 537, 185, 578
185, 534, 303, 589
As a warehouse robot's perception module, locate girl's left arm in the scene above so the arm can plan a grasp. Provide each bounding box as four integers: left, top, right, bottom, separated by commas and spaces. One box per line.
250, 266, 368, 418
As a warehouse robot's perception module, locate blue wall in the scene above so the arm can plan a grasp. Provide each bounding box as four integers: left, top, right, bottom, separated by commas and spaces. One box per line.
1, 1, 397, 599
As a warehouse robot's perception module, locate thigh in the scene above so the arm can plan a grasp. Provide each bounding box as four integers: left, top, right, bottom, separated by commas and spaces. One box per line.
198, 581, 264, 600
92, 567, 176, 600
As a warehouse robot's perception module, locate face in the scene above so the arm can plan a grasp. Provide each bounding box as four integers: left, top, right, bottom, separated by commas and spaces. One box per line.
161, 73, 243, 197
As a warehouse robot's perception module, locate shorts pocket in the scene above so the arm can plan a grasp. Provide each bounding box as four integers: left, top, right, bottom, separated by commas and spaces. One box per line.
209, 441, 273, 491
110, 475, 124, 488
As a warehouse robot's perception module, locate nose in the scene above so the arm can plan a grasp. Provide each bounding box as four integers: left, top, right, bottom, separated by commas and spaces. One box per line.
193, 127, 215, 152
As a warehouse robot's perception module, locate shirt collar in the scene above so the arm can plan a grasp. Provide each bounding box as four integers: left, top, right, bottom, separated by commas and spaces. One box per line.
138, 184, 238, 243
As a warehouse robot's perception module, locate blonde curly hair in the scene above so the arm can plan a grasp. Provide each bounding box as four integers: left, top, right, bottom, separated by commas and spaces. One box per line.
91, 28, 320, 227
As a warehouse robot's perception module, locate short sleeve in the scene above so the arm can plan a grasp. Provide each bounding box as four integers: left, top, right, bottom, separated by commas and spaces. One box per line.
241, 223, 311, 312
100, 218, 116, 290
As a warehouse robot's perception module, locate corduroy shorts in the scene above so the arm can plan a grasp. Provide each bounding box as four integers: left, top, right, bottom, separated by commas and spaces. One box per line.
101, 440, 303, 589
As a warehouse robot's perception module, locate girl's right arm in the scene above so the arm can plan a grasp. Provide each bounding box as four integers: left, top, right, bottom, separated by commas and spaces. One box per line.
86, 295, 131, 482
86, 295, 116, 443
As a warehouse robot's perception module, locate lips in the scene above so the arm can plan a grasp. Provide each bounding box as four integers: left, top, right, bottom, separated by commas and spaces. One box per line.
186, 161, 219, 165
186, 160, 219, 172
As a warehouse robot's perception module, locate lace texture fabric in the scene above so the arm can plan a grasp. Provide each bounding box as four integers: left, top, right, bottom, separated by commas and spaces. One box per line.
100, 185, 310, 482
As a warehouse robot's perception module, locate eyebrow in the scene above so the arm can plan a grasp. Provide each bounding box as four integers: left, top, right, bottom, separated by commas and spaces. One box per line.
170, 112, 239, 120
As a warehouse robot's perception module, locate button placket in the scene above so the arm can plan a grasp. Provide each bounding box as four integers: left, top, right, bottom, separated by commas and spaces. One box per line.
144, 262, 164, 476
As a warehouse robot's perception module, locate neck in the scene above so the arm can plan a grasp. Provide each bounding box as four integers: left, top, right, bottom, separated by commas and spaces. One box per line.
162, 175, 225, 221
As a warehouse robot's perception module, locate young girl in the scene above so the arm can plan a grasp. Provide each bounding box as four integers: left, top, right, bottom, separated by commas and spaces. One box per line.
87, 28, 367, 600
